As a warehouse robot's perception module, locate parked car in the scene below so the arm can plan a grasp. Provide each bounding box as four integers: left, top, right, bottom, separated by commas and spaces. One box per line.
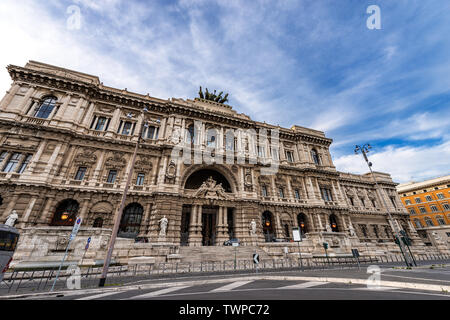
223, 238, 240, 246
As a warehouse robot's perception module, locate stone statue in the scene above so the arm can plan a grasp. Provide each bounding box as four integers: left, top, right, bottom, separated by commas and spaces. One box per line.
159, 216, 169, 237
5, 210, 18, 227
250, 219, 257, 235
348, 224, 356, 237
194, 177, 230, 199
326, 224, 332, 233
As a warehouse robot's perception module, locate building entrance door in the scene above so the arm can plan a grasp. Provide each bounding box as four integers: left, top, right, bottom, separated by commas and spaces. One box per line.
202, 206, 217, 246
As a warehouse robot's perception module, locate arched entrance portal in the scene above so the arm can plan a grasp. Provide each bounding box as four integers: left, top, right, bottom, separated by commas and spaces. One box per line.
182, 168, 235, 246
185, 169, 232, 192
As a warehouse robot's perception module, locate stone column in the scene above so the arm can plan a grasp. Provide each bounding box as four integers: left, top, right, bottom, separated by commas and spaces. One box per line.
78, 199, 90, 221
0, 83, 20, 110
14, 86, 35, 114
40, 196, 56, 225
54, 94, 72, 120
27, 140, 48, 173
20, 196, 38, 227
188, 205, 202, 246
45, 143, 63, 177
216, 207, 228, 245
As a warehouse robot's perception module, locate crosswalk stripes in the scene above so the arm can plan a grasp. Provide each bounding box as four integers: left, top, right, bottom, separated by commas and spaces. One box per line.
210, 281, 254, 292
76, 291, 122, 300
126, 286, 191, 300
278, 281, 326, 290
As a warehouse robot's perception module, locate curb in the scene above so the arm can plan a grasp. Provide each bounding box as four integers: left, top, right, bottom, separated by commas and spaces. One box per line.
1, 275, 449, 299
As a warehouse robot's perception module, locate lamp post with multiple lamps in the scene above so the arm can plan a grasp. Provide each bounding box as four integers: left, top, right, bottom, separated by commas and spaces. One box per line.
354, 144, 414, 267
99, 107, 149, 287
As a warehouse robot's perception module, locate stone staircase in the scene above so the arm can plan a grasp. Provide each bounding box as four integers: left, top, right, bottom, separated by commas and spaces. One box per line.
179, 246, 270, 263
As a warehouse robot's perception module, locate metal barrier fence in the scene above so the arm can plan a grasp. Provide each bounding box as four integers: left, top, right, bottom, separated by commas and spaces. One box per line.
1, 253, 449, 295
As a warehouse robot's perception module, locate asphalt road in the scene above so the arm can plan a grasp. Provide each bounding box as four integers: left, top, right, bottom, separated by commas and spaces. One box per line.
19, 279, 450, 300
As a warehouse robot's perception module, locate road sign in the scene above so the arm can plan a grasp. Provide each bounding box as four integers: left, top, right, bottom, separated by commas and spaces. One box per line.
253, 253, 260, 264
322, 242, 329, 250
232, 242, 239, 247
85, 237, 91, 250
351, 249, 360, 258
69, 217, 82, 241
292, 228, 302, 242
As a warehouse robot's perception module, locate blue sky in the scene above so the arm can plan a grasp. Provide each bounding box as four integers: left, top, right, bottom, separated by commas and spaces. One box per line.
0, 0, 449, 183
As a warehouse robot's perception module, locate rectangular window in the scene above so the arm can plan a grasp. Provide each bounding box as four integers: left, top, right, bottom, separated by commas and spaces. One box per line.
437, 193, 445, 200
321, 188, 333, 202
74, 167, 87, 181
405, 199, 412, 205
18, 154, 32, 174
415, 197, 421, 203
443, 203, 450, 211
279, 188, 284, 198
419, 207, 427, 214
257, 146, 265, 158
425, 195, 432, 202
107, 170, 117, 183
144, 126, 160, 140
2, 153, 21, 173
0, 151, 8, 163
286, 151, 294, 163
121, 121, 133, 135
430, 205, 439, 213
349, 197, 354, 206
261, 185, 268, 197
271, 148, 279, 161
409, 208, 416, 215
136, 173, 145, 186
294, 189, 300, 199
390, 197, 397, 208
95, 117, 108, 131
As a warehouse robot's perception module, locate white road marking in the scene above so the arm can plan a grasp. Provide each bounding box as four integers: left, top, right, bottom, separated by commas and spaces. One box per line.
210, 281, 254, 292
279, 281, 326, 289
127, 286, 190, 299
76, 291, 121, 300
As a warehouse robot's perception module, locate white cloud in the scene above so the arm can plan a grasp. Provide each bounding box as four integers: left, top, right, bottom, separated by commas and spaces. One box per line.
334, 141, 450, 183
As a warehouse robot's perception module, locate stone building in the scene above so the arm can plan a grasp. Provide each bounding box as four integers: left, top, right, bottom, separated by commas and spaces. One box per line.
0, 61, 429, 266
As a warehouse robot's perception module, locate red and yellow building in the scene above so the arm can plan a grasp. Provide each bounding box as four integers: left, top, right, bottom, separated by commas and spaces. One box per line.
397, 175, 450, 248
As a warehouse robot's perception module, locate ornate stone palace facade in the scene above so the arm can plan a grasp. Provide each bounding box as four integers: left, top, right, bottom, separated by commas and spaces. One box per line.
0, 61, 433, 265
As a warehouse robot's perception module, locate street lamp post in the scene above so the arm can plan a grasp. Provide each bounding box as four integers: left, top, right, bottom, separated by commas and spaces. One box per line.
99, 108, 148, 287
354, 144, 414, 267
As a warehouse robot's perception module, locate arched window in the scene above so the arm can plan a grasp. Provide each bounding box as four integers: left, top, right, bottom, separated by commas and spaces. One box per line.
262, 211, 275, 242
436, 216, 446, 226
424, 217, 434, 227
329, 214, 339, 232
51, 199, 79, 226
118, 203, 143, 238
93, 217, 104, 228
414, 219, 423, 228
311, 148, 320, 165
297, 213, 308, 235
34, 96, 57, 119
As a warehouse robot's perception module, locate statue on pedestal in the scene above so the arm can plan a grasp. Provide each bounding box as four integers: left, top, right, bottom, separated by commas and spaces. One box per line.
159, 216, 169, 237
250, 219, 257, 235
348, 224, 356, 237
326, 224, 332, 233
5, 210, 18, 227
